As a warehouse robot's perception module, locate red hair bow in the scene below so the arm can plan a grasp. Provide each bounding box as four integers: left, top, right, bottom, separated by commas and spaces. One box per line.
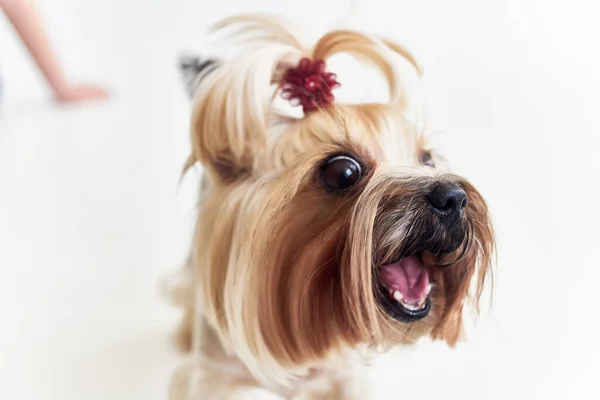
280, 58, 341, 114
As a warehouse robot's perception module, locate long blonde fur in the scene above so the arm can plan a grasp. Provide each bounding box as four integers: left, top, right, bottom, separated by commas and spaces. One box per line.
169, 13, 494, 399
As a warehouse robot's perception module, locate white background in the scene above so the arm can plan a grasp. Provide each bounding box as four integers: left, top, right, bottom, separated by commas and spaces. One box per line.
1, 0, 599, 399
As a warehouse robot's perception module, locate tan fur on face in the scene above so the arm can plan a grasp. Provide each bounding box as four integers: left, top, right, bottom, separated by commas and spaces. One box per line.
170, 13, 495, 397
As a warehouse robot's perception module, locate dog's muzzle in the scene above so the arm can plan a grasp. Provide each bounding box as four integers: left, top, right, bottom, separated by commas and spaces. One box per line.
375, 177, 470, 323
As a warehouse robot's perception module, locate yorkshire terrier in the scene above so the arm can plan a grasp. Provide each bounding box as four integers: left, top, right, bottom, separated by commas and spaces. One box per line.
167, 14, 495, 400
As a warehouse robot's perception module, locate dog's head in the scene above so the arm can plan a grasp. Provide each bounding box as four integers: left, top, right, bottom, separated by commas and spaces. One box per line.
188, 15, 494, 384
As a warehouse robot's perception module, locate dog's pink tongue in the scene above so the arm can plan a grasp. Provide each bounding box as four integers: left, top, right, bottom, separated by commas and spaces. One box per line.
380, 256, 429, 302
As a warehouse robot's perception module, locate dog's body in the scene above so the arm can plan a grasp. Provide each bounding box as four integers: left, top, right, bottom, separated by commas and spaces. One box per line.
170, 311, 371, 399
168, 14, 494, 399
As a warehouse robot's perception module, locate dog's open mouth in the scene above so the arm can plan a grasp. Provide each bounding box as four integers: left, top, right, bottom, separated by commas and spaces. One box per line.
378, 255, 432, 322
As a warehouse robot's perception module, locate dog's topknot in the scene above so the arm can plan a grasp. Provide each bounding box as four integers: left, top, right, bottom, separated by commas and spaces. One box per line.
186, 14, 423, 181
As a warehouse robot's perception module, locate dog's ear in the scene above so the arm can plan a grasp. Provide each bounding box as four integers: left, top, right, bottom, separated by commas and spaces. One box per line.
187, 49, 294, 181
183, 15, 305, 182
179, 55, 218, 99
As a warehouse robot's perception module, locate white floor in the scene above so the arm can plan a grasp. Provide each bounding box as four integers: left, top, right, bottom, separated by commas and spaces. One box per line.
1, 1, 599, 399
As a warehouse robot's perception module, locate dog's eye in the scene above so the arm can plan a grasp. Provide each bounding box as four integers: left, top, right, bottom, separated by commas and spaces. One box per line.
420, 151, 435, 168
321, 155, 363, 191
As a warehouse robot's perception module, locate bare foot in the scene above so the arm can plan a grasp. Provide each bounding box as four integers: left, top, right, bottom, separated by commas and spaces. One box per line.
54, 84, 109, 103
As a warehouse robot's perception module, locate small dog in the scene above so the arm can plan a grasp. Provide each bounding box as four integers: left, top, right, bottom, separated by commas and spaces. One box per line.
167, 14, 495, 400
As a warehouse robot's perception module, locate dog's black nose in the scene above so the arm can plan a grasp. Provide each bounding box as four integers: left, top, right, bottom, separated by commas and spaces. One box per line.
428, 182, 467, 225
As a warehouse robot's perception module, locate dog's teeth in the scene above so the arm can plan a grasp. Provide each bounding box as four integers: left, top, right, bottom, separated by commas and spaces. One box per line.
402, 302, 420, 311
393, 291, 403, 301
425, 284, 432, 296
398, 296, 428, 311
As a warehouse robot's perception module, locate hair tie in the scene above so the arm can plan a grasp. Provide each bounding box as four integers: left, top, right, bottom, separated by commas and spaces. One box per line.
280, 58, 341, 114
